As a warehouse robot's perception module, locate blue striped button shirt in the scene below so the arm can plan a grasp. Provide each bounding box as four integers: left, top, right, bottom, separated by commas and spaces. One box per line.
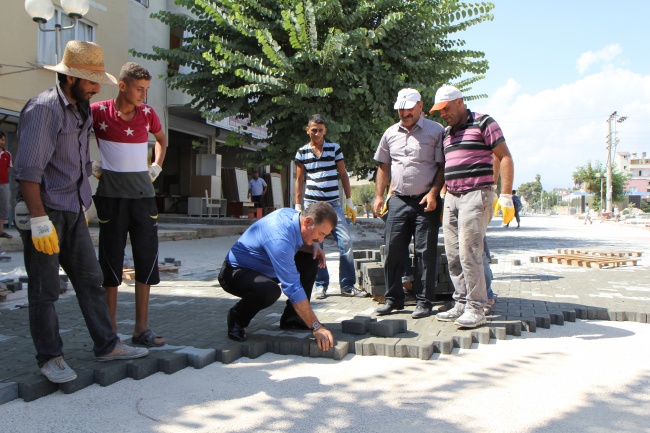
15, 85, 94, 212
374, 115, 445, 196
294, 141, 344, 202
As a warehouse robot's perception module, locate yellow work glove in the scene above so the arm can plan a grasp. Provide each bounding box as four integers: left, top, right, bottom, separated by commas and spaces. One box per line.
379, 194, 390, 222
345, 198, 356, 224
30, 216, 60, 255
494, 193, 515, 225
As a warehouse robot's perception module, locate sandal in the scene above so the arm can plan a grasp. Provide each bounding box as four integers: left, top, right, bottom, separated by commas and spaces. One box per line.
132, 329, 165, 347
0, 232, 13, 239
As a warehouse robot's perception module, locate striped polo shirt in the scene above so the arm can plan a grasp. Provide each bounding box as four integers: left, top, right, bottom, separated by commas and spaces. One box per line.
91, 99, 162, 198
374, 115, 444, 196
443, 110, 505, 194
294, 141, 343, 202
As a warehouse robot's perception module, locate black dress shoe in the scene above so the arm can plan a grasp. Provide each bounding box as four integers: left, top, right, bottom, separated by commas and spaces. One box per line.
280, 316, 310, 330
412, 305, 432, 319
227, 310, 247, 342
374, 303, 403, 316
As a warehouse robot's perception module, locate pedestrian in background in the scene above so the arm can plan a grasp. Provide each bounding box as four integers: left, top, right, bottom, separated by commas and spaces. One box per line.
0, 131, 13, 239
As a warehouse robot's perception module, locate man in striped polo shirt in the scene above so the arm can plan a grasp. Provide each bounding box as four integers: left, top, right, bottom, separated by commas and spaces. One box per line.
373, 88, 445, 319
430, 85, 515, 328
294, 114, 368, 298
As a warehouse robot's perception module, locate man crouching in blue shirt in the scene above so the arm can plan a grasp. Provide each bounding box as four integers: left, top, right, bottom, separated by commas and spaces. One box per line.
218, 201, 337, 351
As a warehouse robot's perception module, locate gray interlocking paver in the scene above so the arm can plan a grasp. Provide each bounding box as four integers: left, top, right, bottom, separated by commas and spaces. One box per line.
0, 215, 649, 402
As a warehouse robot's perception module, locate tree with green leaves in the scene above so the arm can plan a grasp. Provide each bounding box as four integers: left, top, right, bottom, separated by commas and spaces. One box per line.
133, 0, 494, 177
517, 174, 543, 209
572, 161, 629, 210
351, 182, 375, 208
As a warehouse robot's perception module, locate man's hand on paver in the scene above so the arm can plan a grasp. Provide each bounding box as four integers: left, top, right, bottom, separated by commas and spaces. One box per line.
494, 193, 515, 225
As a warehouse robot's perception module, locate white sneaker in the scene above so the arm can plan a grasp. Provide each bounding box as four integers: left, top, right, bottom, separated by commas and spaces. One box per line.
40, 356, 77, 383
454, 309, 487, 328
314, 286, 327, 300
436, 303, 465, 322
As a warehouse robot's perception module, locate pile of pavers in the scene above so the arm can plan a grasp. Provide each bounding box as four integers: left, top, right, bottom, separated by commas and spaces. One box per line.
354, 243, 455, 300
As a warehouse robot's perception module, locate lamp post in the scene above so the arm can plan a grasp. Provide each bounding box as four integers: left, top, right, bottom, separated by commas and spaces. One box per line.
25, 0, 90, 64
605, 112, 627, 214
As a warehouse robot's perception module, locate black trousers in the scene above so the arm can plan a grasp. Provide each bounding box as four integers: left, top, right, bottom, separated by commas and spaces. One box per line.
218, 251, 318, 327
383, 194, 442, 307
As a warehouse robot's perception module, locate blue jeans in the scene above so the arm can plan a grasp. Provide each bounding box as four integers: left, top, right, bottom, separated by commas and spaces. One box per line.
305, 200, 356, 291
19, 208, 119, 367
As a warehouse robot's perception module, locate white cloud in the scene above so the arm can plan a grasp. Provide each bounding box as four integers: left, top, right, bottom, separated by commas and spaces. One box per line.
471, 68, 650, 190
576, 44, 623, 75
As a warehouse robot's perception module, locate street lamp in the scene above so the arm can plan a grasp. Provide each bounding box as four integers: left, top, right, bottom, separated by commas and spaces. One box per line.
25, 0, 90, 64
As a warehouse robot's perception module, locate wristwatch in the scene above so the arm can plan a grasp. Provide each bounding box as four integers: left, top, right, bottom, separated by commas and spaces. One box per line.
310, 321, 322, 331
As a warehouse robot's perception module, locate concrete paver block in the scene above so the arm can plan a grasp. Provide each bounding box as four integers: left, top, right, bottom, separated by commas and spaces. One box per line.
126, 357, 160, 380
369, 320, 400, 337
215, 345, 243, 364
59, 369, 94, 394
93, 362, 129, 387
153, 352, 189, 374
175, 347, 216, 369
0, 382, 18, 404
16, 373, 59, 402
341, 319, 369, 335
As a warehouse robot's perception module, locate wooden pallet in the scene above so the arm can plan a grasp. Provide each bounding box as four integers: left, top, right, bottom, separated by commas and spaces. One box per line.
556, 248, 643, 258
123, 265, 180, 281
538, 253, 640, 269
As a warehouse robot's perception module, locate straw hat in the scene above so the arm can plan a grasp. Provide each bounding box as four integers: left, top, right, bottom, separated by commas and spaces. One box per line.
44, 40, 117, 85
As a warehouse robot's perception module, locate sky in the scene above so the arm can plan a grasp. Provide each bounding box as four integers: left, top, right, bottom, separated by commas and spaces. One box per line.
454, 0, 650, 190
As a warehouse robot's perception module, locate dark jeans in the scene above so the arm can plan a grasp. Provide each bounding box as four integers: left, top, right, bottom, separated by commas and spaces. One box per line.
383, 194, 442, 308
218, 251, 318, 326
19, 208, 118, 367
251, 195, 262, 208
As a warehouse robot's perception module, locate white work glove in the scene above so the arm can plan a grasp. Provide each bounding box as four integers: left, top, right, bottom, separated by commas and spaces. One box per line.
30, 216, 60, 255
494, 194, 515, 225
149, 163, 162, 182
294, 204, 303, 212
345, 198, 356, 223
92, 160, 102, 179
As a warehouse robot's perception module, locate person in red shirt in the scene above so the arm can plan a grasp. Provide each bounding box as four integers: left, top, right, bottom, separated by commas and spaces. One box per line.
0, 131, 13, 238
91, 62, 167, 347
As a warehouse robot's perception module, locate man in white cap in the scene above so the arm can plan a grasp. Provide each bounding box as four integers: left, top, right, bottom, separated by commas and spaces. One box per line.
430, 84, 515, 328
373, 88, 445, 318
15, 40, 148, 384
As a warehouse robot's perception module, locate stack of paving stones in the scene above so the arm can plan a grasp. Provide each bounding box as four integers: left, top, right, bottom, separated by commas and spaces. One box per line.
354, 244, 454, 298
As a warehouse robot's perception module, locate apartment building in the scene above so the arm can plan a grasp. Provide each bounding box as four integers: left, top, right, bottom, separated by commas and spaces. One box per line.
0, 0, 283, 220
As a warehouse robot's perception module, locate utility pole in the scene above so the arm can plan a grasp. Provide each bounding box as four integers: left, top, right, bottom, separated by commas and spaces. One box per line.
605, 112, 627, 214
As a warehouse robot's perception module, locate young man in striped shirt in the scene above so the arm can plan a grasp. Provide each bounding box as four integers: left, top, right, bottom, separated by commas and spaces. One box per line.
430, 85, 515, 328
294, 114, 368, 298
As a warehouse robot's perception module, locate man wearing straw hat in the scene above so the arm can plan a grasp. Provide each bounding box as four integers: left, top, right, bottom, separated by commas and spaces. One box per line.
15, 41, 148, 384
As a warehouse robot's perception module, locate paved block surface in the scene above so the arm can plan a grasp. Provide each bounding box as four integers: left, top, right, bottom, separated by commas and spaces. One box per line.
0, 215, 649, 403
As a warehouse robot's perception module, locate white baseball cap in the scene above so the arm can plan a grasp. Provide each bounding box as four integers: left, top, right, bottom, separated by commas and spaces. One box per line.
429, 85, 463, 112
393, 88, 421, 110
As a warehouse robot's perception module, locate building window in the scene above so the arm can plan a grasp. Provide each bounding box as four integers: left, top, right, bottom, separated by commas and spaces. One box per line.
37, 8, 95, 66
133, 0, 150, 7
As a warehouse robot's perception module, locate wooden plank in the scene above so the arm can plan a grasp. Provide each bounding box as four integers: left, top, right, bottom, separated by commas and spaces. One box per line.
538, 253, 639, 269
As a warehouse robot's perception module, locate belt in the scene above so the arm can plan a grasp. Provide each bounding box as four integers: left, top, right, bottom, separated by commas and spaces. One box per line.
395, 193, 426, 199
